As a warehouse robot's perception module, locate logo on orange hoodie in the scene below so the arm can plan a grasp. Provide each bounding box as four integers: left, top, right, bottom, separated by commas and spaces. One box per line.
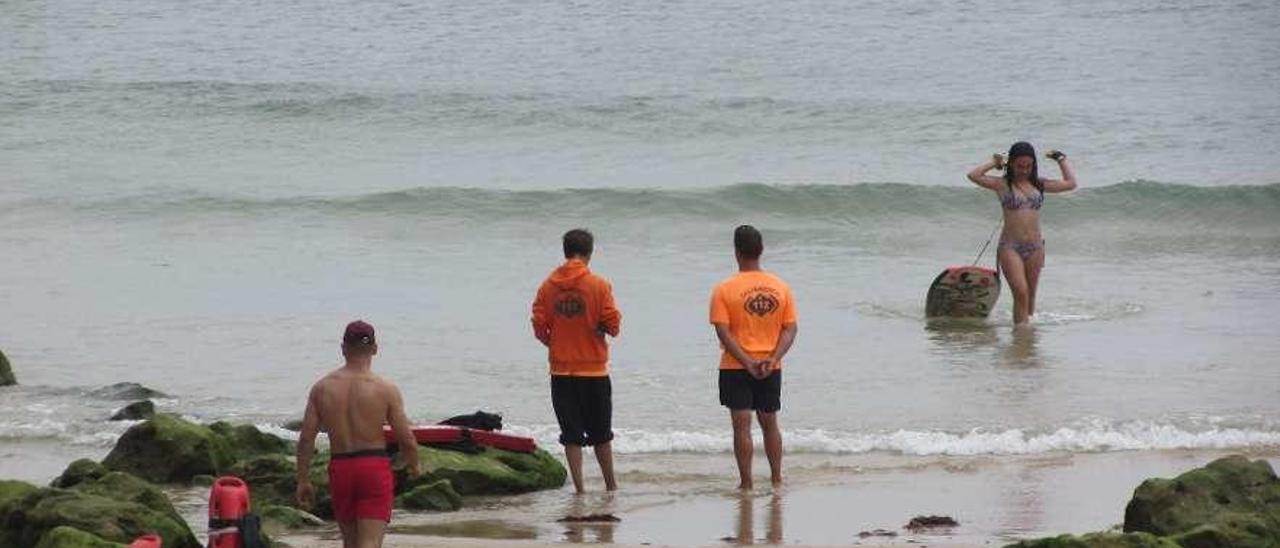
555, 292, 586, 318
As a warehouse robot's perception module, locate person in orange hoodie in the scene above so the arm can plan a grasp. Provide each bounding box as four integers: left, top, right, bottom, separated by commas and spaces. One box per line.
531, 228, 622, 493
710, 225, 798, 490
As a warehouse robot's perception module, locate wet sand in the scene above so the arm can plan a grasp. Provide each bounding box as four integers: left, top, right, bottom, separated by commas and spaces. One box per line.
282, 539, 987, 548
273, 448, 1280, 547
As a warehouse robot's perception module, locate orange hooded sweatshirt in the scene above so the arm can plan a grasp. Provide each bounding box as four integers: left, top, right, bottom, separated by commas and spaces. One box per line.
531, 259, 621, 377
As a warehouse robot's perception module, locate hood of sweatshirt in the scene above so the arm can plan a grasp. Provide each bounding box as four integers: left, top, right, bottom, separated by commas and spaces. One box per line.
549, 258, 590, 288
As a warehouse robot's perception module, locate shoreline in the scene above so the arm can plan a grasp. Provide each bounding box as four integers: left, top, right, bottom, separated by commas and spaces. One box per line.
3, 413, 1277, 546
4, 408, 1276, 547
267, 448, 1280, 547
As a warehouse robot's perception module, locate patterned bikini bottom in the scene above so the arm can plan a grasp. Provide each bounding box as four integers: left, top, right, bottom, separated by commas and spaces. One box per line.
999, 239, 1045, 261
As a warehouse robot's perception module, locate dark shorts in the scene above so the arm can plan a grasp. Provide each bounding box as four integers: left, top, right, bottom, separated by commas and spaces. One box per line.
327, 450, 393, 522
718, 370, 782, 413
551, 375, 614, 446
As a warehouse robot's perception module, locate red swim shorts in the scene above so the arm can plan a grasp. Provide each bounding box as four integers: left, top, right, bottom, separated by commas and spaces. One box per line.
327, 450, 394, 522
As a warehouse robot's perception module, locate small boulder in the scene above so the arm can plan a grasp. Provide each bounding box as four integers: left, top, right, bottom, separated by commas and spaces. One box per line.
396, 480, 462, 512
259, 504, 325, 531
0, 348, 15, 386
395, 445, 566, 496
858, 529, 898, 538
52, 459, 109, 488
905, 514, 959, 530
88, 382, 166, 400
102, 414, 235, 483
227, 453, 333, 519
34, 526, 126, 548
209, 421, 294, 460
1123, 455, 1280, 546
109, 400, 155, 421
0, 486, 199, 547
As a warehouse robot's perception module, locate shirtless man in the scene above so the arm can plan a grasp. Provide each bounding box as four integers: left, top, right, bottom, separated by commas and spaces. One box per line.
296, 320, 420, 548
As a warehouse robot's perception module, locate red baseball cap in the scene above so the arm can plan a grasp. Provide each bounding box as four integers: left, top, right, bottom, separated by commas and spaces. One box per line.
343, 320, 376, 346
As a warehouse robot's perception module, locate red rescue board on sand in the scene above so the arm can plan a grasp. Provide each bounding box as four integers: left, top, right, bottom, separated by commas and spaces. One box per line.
382, 425, 537, 453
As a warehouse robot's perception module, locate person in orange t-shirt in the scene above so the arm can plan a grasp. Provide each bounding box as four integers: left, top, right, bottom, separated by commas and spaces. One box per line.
709, 225, 798, 489
531, 228, 622, 493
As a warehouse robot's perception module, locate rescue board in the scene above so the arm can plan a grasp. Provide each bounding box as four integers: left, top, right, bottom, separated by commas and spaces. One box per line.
925, 265, 1000, 318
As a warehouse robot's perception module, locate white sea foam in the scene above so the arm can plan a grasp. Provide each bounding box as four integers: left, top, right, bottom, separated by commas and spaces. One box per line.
509, 421, 1280, 456
5, 419, 1277, 455
0, 419, 130, 446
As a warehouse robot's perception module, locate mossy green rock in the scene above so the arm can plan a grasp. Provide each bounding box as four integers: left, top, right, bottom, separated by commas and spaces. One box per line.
1123, 455, 1280, 547
228, 453, 333, 519
0, 480, 39, 508
220, 445, 562, 525
1005, 532, 1180, 548
259, 504, 324, 531
0, 479, 39, 544
0, 349, 14, 386
70, 472, 182, 519
109, 400, 155, 422
1166, 515, 1278, 548
397, 479, 462, 512
396, 446, 566, 495
33, 526, 126, 548
87, 383, 165, 400
102, 413, 235, 483
0, 487, 199, 548
52, 459, 109, 489
209, 421, 294, 460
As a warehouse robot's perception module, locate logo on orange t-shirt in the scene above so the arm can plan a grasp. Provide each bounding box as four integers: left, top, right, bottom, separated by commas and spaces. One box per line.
744, 290, 779, 317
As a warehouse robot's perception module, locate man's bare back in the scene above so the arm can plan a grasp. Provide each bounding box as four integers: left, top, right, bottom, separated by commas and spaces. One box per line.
308, 368, 400, 454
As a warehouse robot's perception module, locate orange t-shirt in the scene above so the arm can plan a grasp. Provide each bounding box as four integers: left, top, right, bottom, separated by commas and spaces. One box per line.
709, 270, 797, 370
531, 259, 622, 377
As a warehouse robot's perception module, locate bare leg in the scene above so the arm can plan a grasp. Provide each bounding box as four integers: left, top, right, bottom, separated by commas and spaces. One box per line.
1025, 248, 1045, 318
355, 519, 387, 548
337, 521, 357, 548
999, 248, 1030, 326
593, 441, 617, 491
565, 444, 585, 493
756, 412, 783, 486
731, 410, 754, 490
735, 490, 755, 544
766, 492, 784, 543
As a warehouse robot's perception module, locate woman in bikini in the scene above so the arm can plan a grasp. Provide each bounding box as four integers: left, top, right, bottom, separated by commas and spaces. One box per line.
967, 141, 1077, 327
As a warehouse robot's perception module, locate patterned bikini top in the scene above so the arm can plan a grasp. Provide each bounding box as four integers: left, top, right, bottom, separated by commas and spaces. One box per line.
1000, 187, 1044, 210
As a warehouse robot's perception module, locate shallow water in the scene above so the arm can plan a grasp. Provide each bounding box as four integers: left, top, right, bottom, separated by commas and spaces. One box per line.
2, 0, 1278, 533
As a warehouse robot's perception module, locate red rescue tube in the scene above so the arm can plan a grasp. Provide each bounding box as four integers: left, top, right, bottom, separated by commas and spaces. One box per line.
207, 476, 250, 548
383, 425, 537, 453
129, 534, 163, 548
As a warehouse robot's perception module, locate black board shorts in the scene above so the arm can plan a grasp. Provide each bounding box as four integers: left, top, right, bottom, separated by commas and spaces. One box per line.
718, 370, 782, 413
550, 375, 614, 446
